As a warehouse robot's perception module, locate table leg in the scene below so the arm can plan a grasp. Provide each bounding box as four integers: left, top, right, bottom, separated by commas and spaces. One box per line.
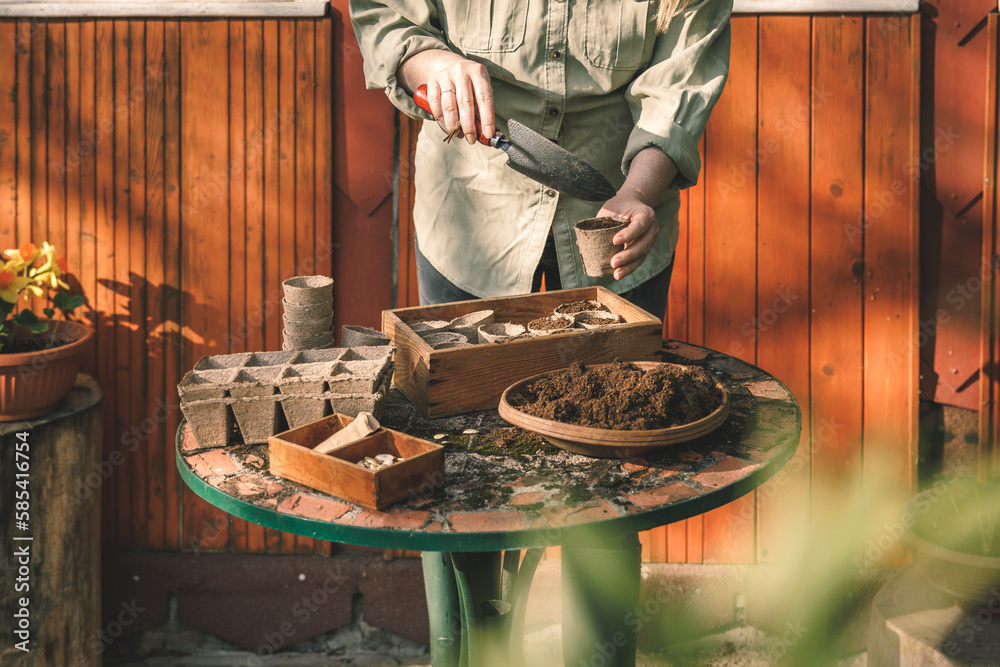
508, 548, 543, 666
561, 537, 641, 667
422, 551, 461, 667
422, 549, 544, 667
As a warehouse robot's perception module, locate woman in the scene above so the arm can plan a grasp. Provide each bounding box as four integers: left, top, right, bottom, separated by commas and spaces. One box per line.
349, 1, 731, 664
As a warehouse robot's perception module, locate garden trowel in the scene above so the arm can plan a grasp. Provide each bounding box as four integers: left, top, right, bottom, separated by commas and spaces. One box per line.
413, 84, 617, 203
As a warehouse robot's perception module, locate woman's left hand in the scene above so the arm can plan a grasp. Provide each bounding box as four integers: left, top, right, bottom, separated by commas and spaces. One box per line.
595, 146, 679, 280
596, 196, 658, 281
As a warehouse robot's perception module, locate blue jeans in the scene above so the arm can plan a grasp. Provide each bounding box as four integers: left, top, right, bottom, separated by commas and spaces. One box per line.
416, 236, 669, 667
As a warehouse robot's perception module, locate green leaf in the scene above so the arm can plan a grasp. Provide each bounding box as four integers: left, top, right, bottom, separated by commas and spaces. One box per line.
12, 310, 39, 326
27, 321, 48, 334
53, 291, 69, 309
65, 295, 85, 311
43, 307, 55, 318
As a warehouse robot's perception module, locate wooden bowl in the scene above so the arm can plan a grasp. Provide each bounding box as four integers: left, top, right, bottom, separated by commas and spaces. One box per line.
498, 362, 730, 458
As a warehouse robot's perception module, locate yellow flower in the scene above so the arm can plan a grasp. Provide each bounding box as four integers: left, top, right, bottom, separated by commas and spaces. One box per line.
31, 244, 69, 291
0, 261, 31, 304
3, 242, 40, 269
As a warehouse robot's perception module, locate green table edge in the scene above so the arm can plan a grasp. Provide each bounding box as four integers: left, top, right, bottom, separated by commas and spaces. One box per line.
175, 418, 801, 553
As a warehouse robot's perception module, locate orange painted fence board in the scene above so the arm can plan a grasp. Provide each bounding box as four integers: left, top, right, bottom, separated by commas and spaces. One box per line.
700, 15, 758, 564
861, 16, 920, 562
809, 16, 865, 558
754, 15, 812, 564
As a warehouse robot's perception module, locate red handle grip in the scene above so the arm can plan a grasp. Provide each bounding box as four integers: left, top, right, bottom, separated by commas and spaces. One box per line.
414, 84, 492, 146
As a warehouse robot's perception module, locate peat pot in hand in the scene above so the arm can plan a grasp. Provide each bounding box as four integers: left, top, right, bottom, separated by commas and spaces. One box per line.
0, 320, 94, 421
573, 217, 627, 277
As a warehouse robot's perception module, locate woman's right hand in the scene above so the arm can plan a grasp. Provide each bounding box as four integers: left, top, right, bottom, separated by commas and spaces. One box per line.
397, 50, 496, 145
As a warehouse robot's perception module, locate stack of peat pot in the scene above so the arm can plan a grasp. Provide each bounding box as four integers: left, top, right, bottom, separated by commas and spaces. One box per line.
282, 275, 334, 350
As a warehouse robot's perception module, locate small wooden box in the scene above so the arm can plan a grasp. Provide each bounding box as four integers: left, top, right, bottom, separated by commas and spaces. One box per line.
382, 286, 663, 417
268, 414, 444, 510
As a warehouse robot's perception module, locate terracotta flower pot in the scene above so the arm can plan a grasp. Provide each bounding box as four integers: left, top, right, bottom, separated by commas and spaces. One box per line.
904, 484, 1000, 611
573, 217, 627, 277
0, 320, 95, 421
905, 528, 1000, 611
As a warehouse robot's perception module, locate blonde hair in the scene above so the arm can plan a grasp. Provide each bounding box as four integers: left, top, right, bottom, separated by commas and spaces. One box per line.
655, 0, 690, 33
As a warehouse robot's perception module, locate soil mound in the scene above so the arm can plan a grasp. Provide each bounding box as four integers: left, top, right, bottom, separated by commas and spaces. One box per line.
508, 361, 723, 431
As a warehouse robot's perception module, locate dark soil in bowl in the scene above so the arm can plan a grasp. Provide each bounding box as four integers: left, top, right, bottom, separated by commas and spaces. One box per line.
508, 360, 723, 430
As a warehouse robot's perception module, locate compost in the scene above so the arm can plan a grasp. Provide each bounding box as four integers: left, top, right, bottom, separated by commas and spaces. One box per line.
508, 360, 723, 430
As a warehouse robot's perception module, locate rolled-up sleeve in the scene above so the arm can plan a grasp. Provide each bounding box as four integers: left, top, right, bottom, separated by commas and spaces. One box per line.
622, 0, 732, 189
348, 0, 452, 119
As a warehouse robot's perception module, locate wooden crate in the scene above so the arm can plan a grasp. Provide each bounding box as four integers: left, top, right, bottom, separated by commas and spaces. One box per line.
382, 286, 663, 417
268, 414, 444, 510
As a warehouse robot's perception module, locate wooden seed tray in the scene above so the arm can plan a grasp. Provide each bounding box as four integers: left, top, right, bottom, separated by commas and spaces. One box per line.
382, 286, 662, 417
498, 362, 730, 458
268, 414, 444, 510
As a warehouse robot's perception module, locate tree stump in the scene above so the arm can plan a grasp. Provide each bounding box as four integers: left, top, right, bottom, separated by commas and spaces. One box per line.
869, 565, 1000, 666
0, 375, 103, 666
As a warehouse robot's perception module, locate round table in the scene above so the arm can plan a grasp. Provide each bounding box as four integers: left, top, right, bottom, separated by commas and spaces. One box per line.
177, 341, 801, 666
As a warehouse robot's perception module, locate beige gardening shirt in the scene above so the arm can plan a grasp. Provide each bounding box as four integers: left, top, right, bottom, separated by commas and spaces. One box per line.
350, 0, 732, 298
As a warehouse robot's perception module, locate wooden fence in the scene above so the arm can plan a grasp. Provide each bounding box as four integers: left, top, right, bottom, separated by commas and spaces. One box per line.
0, 12, 938, 564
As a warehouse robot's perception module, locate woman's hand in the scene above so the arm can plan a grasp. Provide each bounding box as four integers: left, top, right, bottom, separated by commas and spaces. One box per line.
398, 50, 496, 145
598, 195, 659, 281
597, 147, 679, 280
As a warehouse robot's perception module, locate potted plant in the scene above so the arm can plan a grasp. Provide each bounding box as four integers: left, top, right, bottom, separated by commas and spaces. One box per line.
905, 475, 1000, 610
0, 242, 91, 421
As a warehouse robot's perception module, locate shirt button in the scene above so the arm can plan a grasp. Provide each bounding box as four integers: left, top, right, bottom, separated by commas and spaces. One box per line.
546, 189, 557, 198
550, 50, 562, 60
547, 107, 559, 117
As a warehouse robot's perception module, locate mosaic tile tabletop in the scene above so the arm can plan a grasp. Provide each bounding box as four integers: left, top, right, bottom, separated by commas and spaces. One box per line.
177, 341, 801, 552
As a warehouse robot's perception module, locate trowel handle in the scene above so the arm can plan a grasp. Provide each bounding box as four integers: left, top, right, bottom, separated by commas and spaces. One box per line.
413, 84, 493, 146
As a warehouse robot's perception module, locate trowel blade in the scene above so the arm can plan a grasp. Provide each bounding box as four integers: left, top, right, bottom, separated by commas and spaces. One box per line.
501, 119, 617, 203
